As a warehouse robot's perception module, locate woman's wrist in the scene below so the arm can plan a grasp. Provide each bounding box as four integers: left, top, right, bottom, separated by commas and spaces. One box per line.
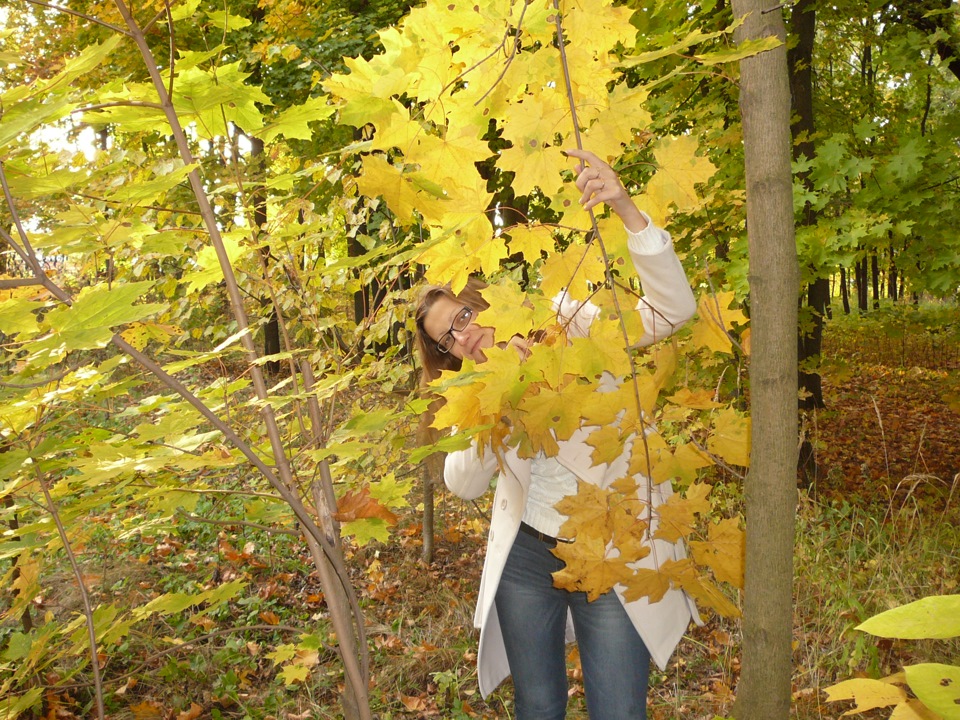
610, 197, 648, 233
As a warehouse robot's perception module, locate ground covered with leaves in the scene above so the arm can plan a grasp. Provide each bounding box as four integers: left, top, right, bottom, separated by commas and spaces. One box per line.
9, 315, 960, 720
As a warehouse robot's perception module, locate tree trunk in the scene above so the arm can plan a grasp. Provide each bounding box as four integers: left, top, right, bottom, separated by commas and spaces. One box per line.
730, 3, 799, 720
840, 265, 851, 314
249, 134, 281, 374
871, 250, 881, 309
856, 257, 869, 313
788, 0, 825, 410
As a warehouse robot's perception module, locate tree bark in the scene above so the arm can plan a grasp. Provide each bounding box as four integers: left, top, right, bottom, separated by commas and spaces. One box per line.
730, 3, 799, 720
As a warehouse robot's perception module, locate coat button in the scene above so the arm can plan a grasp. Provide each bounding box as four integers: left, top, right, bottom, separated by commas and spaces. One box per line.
489, 530, 495, 541
500, 499, 507, 510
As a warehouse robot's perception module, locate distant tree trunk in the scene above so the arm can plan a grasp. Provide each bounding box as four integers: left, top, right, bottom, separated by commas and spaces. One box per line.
840, 265, 851, 314
888, 245, 899, 301
789, 0, 826, 411
249, 134, 281, 374
730, 3, 798, 720
856, 257, 869, 313
871, 251, 881, 309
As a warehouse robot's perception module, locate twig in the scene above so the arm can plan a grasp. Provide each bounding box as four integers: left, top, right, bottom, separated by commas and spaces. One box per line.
23, 0, 130, 36
176, 510, 301, 536
33, 463, 106, 719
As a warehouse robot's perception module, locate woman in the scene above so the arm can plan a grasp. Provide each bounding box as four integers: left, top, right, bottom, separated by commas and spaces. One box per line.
415, 149, 700, 720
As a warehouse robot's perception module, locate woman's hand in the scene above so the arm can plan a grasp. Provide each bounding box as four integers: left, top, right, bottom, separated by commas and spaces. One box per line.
500, 335, 531, 360
566, 148, 648, 233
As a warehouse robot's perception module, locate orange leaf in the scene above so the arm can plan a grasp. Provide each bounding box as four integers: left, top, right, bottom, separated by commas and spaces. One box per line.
333, 487, 398, 523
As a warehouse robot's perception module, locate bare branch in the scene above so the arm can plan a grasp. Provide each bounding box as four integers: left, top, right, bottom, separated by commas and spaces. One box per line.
23, 0, 130, 36
33, 463, 106, 719
0, 277, 44, 289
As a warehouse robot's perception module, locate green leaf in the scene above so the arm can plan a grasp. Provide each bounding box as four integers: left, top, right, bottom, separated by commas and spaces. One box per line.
42, 281, 167, 351
341, 518, 391, 545
258, 96, 335, 143
1, 632, 32, 661
170, 0, 202, 22
206, 9, 252, 31
695, 36, 782, 65
857, 595, 960, 639
0, 688, 43, 718
905, 664, 960, 719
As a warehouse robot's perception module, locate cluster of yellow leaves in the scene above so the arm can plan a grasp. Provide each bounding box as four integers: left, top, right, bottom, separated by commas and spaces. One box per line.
323, 0, 749, 617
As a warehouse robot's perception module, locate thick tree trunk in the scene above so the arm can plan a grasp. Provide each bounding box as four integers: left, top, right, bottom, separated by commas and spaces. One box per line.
730, 3, 799, 720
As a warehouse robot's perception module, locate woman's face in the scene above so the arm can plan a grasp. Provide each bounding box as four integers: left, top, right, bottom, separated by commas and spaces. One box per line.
422, 295, 495, 364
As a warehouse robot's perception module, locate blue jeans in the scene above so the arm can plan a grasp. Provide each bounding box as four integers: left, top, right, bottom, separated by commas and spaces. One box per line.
494, 529, 651, 720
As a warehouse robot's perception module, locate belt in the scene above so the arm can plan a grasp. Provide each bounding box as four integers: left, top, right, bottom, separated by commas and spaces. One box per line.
518, 521, 573, 548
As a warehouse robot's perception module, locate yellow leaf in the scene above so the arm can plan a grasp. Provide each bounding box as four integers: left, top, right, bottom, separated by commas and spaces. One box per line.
889, 699, 943, 720
668, 387, 722, 409
644, 134, 716, 218
621, 567, 674, 604
498, 141, 568, 198
824, 678, 907, 715
654, 481, 712, 543
584, 424, 625, 466
539, 242, 606, 300
357, 154, 448, 225
689, 518, 745, 587
519, 383, 587, 442
506, 223, 556, 264
706, 408, 751, 467
690, 291, 748, 354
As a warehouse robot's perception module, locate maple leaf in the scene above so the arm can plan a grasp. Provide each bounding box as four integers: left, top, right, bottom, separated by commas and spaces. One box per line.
585, 423, 625, 466
555, 481, 613, 541
551, 525, 635, 602
477, 282, 539, 344
506, 223, 556, 264
402, 125, 493, 192
518, 382, 589, 441
498, 141, 569, 199
621, 567, 674, 604
653, 481, 712, 543
706, 408, 751, 467
640, 135, 716, 223
690, 291, 749, 355
357, 154, 449, 225
626, 428, 669, 479
689, 517, 745, 588
668, 387, 722, 409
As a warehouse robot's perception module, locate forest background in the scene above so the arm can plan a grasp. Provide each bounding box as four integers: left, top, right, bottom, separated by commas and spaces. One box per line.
0, 0, 959, 718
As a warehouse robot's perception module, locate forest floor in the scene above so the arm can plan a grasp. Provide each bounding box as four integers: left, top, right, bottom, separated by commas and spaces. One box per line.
365, 358, 960, 720
14, 316, 960, 720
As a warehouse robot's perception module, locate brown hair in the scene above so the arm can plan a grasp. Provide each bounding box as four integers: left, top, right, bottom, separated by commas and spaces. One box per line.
415, 277, 490, 383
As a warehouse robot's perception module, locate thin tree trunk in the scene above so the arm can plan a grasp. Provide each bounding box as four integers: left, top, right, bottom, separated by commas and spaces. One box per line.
730, 3, 799, 720
840, 265, 851, 314
871, 250, 881, 309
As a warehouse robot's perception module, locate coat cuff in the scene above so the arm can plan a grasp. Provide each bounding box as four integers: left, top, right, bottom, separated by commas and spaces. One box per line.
626, 211, 671, 255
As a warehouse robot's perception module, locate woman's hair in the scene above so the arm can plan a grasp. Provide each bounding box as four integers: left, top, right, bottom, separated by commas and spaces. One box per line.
415, 276, 490, 383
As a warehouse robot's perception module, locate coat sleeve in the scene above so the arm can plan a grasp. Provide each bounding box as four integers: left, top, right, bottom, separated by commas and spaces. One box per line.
627, 215, 696, 347
444, 440, 500, 501
555, 214, 696, 344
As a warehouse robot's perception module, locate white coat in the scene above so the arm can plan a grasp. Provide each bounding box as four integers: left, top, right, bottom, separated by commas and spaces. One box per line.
443, 222, 702, 698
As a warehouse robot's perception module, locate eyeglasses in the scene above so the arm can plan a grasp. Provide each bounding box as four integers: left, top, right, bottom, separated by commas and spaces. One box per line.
437, 306, 473, 354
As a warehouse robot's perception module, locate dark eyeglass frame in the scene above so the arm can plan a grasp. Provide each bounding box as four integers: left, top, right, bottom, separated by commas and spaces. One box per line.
437, 306, 473, 354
